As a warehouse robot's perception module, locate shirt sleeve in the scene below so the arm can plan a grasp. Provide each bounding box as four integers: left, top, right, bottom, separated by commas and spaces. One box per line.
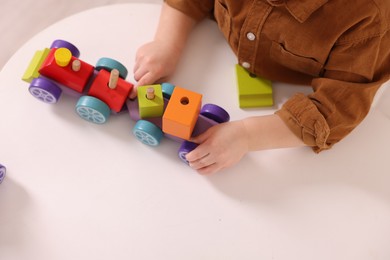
276, 27, 390, 153
164, 0, 215, 21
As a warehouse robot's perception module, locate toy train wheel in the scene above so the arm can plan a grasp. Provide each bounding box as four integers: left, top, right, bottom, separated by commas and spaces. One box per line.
50, 39, 80, 58
95, 58, 128, 79
178, 141, 198, 164
200, 104, 230, 123
161, 83, 175, 99
133, 120, 163, 147
29, 77, 62, 104
0, 164, 6, 184
76, 96, 110, 124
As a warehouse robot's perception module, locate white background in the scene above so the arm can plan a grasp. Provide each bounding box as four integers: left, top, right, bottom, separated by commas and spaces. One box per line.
1, 3, 390, 260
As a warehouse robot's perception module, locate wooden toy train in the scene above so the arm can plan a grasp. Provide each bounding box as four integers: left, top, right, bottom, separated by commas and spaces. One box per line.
22, 39, 230, 164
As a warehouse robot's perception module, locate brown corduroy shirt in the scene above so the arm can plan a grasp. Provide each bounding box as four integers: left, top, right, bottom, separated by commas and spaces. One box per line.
165, 0, 390, 152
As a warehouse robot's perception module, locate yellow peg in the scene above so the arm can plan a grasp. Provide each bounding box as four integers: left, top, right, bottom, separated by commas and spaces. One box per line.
54, 48, 72, 67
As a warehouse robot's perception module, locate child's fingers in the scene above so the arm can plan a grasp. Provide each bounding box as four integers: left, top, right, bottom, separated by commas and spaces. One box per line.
128, 86, 138, 99
186, 128, 216, 162
133, 62, 140, 75
188, 152, 215, 170
136, 72, 158, 87
188, 152, 224, 174
185, 142, 210, 163
133, 66, 149, 82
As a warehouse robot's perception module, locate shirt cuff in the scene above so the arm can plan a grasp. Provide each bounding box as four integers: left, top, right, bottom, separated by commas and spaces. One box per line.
275, 93, 331, 152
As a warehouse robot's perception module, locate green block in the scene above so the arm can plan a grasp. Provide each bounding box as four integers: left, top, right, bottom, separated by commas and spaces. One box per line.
235, 64, 273, 108
22, 48, 50, 83
138, 84, 164, 118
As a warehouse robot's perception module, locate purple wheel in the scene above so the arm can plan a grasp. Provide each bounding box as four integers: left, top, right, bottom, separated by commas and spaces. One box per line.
0, 164, 6, 184
178, 141, 198, 164
29, 77, 62, 104
200, 104, 230, 123
50, 39, 80, 58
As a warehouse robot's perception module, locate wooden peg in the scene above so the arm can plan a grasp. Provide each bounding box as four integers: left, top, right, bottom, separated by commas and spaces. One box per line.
72, 59, 81, 72
146, 87, 155, 100
108, 69, 119, 89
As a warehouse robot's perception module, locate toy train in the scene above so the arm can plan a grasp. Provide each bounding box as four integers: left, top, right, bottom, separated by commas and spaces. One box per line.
22, 39, 230, 164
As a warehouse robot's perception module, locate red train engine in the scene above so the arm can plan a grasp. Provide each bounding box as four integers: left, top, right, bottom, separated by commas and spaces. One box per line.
22, 39, 133, 124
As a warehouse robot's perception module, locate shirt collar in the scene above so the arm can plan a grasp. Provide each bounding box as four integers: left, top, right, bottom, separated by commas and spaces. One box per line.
267, 0, 329, 23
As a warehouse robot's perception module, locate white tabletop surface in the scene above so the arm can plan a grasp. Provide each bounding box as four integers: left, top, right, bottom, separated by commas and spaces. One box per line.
1, 3, 390, 260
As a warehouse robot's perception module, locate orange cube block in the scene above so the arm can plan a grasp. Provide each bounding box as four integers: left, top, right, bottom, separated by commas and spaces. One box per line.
163, 86, 202, 140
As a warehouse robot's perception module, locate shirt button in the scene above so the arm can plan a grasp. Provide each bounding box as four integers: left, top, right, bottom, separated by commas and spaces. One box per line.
246, 32, 256, 41
242, 62, 251, 69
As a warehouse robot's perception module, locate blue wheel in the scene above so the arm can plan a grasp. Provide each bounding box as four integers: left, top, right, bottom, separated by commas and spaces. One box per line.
132, 120, 163, 146
75, 96, 110, 124
0, 164, 6, 184
200, 104, 230, 123
50, 39, 80, 58
96, 58, 128, 79
161, 83, 175, 99
178, 141, 198, 164
29, 77, 62, 104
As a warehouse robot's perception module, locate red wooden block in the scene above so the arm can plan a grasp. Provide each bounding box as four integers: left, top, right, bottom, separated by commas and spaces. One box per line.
39, 48, 94, 93
88, 69, 133, 112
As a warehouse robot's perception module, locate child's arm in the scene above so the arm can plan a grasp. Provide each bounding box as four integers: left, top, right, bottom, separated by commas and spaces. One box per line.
131, 3, 197, 98
186, 115, 306, 174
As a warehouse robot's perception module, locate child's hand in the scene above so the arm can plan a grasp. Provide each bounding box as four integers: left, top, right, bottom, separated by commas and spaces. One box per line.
131, 40, 182, 98
185, 121, 250, 174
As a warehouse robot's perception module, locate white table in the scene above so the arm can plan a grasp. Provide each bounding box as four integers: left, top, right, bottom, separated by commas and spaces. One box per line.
1, 3, 390, 260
